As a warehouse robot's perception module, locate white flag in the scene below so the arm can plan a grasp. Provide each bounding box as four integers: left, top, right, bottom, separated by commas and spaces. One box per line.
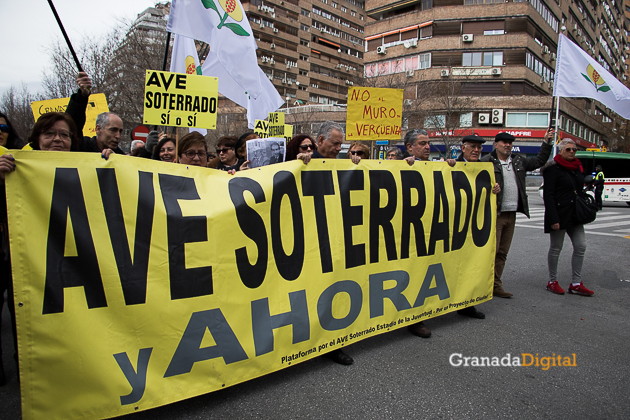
554, 34, 630, 118
167, 0, 284, 128
201, 54, 285, 128
169, 34, 201, 75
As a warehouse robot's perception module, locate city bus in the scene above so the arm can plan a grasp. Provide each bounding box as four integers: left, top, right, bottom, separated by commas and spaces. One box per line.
577, 151, 630, 206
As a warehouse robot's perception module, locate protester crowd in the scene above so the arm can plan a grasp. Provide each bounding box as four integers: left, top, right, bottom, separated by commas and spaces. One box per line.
0, 73, 596, 385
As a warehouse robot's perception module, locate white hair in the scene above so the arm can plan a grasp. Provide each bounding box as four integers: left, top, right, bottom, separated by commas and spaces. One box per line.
557, 138, 576, 151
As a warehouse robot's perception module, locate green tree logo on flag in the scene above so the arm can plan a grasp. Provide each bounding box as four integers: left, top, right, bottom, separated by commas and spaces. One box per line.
582, 65, 611, 92
201, 0, 250, 36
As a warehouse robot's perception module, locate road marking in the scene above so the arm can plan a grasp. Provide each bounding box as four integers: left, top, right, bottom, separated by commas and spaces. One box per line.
585, 220, 630, 230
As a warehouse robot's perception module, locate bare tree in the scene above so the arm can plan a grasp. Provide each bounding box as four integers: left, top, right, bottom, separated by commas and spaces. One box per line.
423, 79, 477, 157
0, 84, 41, 141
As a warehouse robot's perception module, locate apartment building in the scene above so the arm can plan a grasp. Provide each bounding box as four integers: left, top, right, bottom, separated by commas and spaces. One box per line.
364, 0, 629, 153
242, 0, 366, 106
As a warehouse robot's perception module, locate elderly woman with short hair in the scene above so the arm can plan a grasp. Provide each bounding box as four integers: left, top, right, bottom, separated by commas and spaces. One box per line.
541, 139, 593, 296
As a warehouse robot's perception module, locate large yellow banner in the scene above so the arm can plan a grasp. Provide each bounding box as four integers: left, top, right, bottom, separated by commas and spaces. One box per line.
6, 152, 495, 420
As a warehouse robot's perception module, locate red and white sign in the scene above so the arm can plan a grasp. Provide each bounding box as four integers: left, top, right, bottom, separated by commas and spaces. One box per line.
427, 128, 598, 148
131, 125, 150, 142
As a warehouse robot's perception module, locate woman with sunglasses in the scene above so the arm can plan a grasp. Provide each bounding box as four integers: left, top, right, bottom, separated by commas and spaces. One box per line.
286, 134, 317, 162
0, 112, 25, 151
178, 131, 209, 167
0, 112, 81, 385
214, 136, 244, 171
347, 142, 370, 164
541, 139, 593, 296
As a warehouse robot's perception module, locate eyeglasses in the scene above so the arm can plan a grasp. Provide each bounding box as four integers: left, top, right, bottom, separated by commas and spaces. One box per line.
0, 124, 9, 133
217, 147, 233, 154
387, 153, 397, 157
299, 144, 313, 151
565, 147, 577, 152
183, 150, 208, 159
350, 150, 365, 157
42, 130, 72, 141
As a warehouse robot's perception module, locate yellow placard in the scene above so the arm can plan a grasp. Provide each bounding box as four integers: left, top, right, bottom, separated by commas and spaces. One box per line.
346, 87, 403, 141
284, 124, 293, 142
7, 152, 495, 420
254, 119, 269, 138
143, 70, 218, 129
268, 112, 285, 126
30, 93, 109, 137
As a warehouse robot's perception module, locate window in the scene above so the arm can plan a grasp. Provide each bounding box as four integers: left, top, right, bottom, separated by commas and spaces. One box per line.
460, 112, 473, 127
506, 112, 549, 127
341, 6, 347, 12
483, 29, 505, 35
299, 69, 308, 76
332, 2, 338, 8
300, 23, 309, 32
300, 39, 309, 47
301, 8, 310, 17
300, 54, 309, 61
350, 10, 356, 17
463, 52, 502, 66
425, 115, 445, 128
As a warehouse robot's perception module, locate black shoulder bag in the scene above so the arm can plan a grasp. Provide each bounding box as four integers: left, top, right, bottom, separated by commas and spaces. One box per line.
564, 171, 598, 225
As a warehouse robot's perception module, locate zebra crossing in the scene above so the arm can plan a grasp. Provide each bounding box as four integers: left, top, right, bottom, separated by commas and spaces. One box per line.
515, 206, 630, 238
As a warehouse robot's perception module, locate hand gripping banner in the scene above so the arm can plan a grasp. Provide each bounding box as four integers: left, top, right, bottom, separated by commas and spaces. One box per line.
6, 151, 495, 419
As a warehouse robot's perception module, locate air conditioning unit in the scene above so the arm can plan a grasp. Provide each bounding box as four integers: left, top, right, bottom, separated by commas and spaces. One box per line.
377, 46, 387, 54
273, 28, 279, 33
491, 109, 504, 124
478, 113, 490, 124
491, 68, 502, 75
271, 13, 275, 18
260, 24, 265, 29
286, 63, 291, 69
441, 69, 450, 77
258, 5, 262, 10
543, 45, 550, 54
550, 52, 556, 61
462, 34, 474, 42
270, 58, 275, 64
406, 69, 414, 77
404, 99, 412, 106
281, 79, 286, 84
409, 39, 418, 47
404, 41, 411, 49
288, 81, 292, 85
268, 75, 273, 81
572, 23, 578, 32
577, 28, 582, 37
270, 43, 276, 49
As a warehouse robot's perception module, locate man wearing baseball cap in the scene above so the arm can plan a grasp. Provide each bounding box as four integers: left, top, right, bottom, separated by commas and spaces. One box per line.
480, 129, 554, 298
452, 135, 500, 319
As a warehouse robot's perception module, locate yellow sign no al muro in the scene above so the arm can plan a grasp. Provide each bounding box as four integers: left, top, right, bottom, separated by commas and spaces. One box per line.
346, 86, 403, 141
7, 152, 495, 419
143, 70, 219, 129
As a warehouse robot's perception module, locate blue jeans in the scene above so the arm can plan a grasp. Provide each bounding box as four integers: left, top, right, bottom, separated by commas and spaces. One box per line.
547, 225, 586, 283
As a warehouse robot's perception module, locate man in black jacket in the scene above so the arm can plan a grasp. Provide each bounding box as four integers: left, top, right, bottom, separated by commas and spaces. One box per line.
480, 130, 554, 298
65, 72, 125, 157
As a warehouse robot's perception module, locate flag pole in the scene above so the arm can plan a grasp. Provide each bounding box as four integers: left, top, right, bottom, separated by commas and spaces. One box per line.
162, 32, 172, 71
46, 0, 83, 72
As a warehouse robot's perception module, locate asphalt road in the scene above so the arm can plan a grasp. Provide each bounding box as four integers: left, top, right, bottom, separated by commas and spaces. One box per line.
1, 193, 629, 420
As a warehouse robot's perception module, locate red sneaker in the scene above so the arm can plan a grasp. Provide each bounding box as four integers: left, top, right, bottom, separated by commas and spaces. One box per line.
546, 281, 565, 295
568, 282, 594, 296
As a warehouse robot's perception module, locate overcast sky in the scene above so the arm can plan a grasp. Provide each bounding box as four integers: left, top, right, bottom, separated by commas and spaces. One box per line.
1, 0, 161, 95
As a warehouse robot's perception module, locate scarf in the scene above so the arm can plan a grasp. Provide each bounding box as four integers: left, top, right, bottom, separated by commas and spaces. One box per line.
554, 154, 582, 172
